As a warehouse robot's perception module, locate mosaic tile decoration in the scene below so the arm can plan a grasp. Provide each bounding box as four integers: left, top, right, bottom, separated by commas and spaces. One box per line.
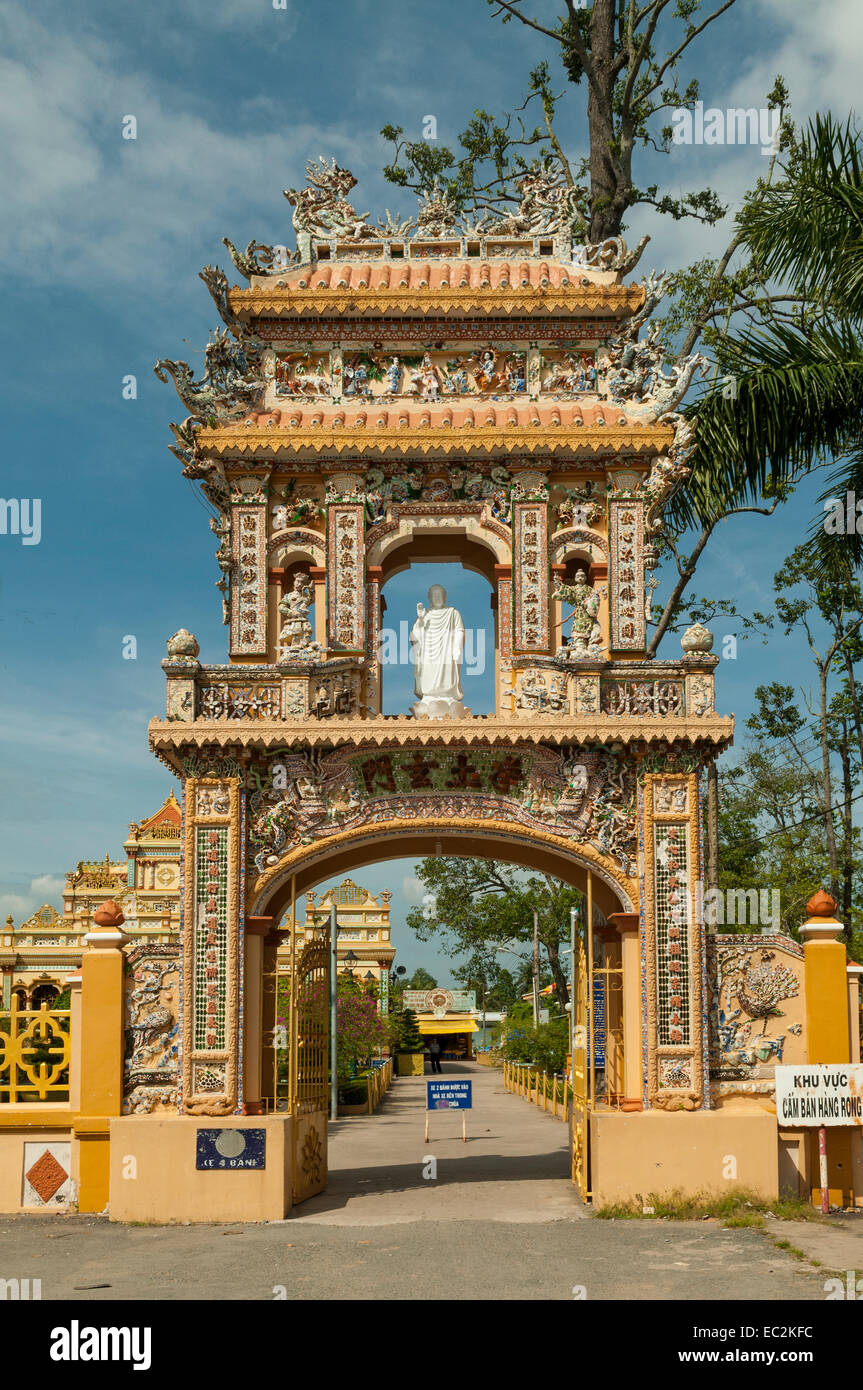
254, 319, 614, 346
230, 505, 267, 656
513, 501, 549, 651
608, 497, 645, 650
654, 821, 691, 1047
195, 826, 228, 1051
327, 504, 364, 649
181, 777, 242, 1115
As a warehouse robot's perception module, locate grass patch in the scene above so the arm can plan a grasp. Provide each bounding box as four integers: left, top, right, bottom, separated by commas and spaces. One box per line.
595, 1187, 829, 1228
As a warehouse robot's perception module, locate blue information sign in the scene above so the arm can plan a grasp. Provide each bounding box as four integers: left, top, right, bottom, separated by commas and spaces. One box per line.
593, 981, 606, 1069
196, 1128, 266, 1170
427, 1079, 472, 1110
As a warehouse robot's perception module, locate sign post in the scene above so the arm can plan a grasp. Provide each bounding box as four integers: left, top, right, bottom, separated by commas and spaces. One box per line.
774, 1063, 863, 1212
425, 1078, 472, 1143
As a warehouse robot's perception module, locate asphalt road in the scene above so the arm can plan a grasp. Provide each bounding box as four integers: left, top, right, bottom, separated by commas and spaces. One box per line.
0, 1066, 840, 1300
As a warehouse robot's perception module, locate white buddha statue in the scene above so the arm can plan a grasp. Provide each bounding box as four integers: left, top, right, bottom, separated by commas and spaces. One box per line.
410, 584, 466, 719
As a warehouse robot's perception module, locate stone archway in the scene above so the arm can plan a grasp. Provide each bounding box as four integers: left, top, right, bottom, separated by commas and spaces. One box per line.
244, 816, 642, 1135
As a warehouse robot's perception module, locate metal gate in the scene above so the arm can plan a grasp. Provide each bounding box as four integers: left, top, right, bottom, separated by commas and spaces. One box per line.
290, 934, 330, 1203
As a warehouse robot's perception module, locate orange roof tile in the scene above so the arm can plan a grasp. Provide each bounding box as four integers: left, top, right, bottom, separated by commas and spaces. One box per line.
241, 401, 636, 430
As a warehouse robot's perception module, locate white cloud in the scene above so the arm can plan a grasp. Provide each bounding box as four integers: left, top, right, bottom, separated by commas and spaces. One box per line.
1, 874, 66, 922
176, 0, 297, 31
0, 4, 360, 289
400, 874, 424, 900
29, 874, 67, 899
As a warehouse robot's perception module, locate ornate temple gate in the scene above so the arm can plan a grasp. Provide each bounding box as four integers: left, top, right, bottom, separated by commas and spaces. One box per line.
144, 154, 744, 1216
289, 934, 329, 1203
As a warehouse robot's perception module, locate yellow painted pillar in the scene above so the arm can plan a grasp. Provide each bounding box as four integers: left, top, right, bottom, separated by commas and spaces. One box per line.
608, 913, 642, 1109
65, 971, 82, 1114
76, 900, 128, 1214
847, 963, 863, 1064
801, 890, 853, 1207
244, 917, 272, 1115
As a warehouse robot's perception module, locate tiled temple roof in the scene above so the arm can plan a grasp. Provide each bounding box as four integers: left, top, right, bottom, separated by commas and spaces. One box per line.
227, 265, 644, 319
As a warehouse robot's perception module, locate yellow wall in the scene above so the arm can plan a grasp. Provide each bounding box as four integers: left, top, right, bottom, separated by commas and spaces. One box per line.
109, 1116, 292, 1223
591, 1110, 779, 1207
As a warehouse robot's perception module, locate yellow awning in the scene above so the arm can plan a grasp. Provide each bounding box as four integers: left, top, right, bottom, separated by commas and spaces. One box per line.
418, 1019, 478, 1035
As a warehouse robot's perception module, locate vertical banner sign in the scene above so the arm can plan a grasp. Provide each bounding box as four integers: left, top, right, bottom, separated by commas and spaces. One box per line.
643, 772, 705, 1110
230, 504, 268, 656
327, 504, 365, 650
608, 497, 645, 651
181, 777, 243, 1116
512, 501, 549, 652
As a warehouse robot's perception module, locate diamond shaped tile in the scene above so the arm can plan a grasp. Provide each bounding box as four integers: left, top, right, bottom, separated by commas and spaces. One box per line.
25, 1149, 68, 1204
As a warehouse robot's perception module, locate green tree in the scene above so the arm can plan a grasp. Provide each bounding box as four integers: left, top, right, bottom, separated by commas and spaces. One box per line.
685, 115, 863, 562
383, 0, 738, 240
407, 966, 437, 990
335, 975, 388, 1080
405, 857, 580, 1007
387, 1005, 423, 1054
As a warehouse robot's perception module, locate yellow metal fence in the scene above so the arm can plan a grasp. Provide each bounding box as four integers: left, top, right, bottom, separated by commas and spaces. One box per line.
502, 1059, 572, 1122
367, 1058, 394, 1113
0, 997, 72, 1104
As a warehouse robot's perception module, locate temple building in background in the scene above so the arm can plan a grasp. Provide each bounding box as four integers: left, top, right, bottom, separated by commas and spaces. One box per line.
0, 792, 181, 1007
278, 877, 396, 1011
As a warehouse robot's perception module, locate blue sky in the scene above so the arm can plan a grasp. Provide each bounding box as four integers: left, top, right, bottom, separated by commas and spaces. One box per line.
1, 0, 860, 978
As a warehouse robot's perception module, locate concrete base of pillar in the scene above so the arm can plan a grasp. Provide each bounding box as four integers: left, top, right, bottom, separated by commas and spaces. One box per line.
109, 1115, 293, 1224
590, 1109, 779, 1208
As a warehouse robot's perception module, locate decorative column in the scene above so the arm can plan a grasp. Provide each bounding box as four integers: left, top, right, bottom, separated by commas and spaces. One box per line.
267, 565, 286, 656
607, 912, 642, 1109
76, 900, 128, 1213
641, 770, 705, 1111
495, 563, 513, 713
309, 565, 327, 649
801, 891, 854, 1207
230, 492, 269, 658
180, 776, 244, 1116
512, 500, 549, 653
848, 962, 863, 1063
608, 497, 646, 653
243, 916, 272, 1115
327, 504, 365, 650
366, 564, 383, 714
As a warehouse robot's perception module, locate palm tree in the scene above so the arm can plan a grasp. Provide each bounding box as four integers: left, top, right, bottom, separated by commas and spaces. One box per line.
679, 115, 863, 562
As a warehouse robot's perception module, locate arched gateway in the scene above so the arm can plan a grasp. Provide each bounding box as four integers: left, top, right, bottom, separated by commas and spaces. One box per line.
146, 159, 736, 1211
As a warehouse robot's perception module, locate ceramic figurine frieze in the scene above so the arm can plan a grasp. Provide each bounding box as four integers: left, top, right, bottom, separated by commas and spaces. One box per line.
283, 157, 377, 244
155, 326, 266, 426
572, 233, 650, 276
555, 484, 602, 529
554, 569, 604, 658
513, 670, 569, 715
222, 236, 292, 279
247, 743, 637, 875
540, 349, 599, 397
273, 351, 332, 398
